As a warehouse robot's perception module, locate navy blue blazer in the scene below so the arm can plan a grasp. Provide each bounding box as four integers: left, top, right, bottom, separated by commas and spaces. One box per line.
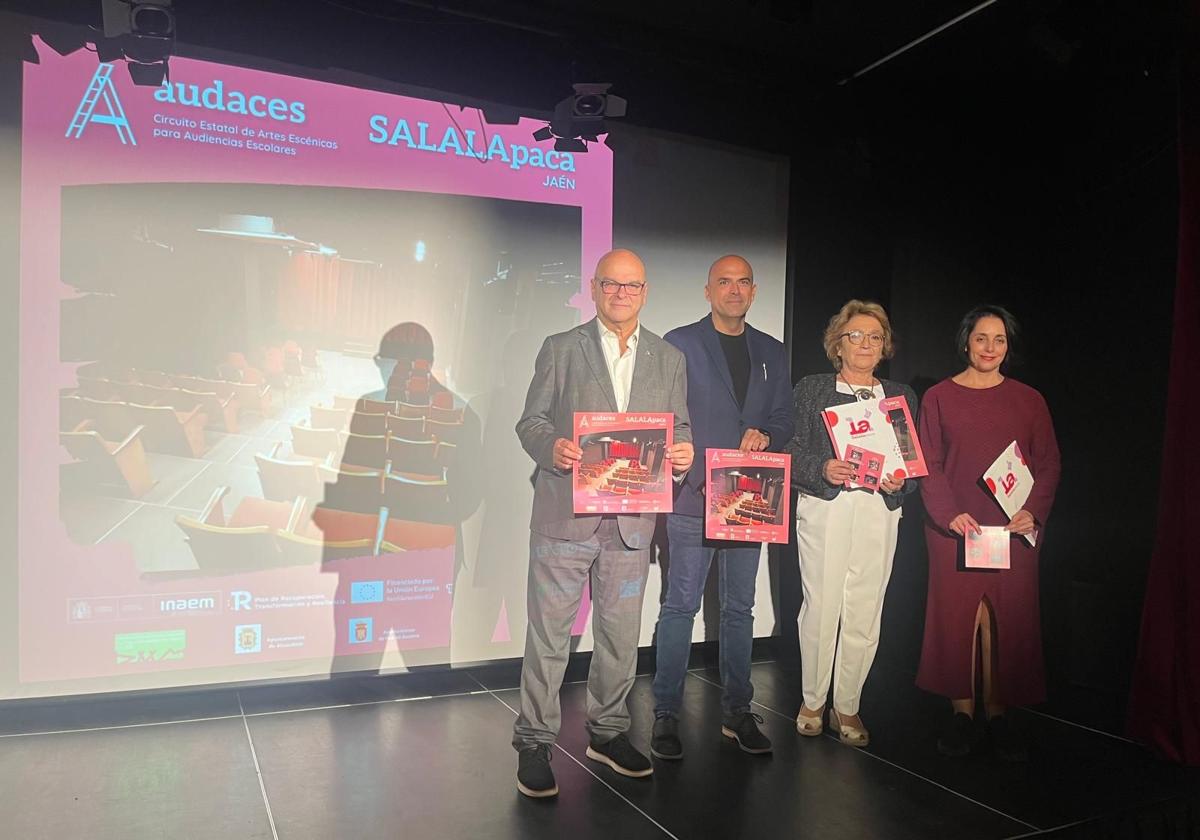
664, 315, 795, 517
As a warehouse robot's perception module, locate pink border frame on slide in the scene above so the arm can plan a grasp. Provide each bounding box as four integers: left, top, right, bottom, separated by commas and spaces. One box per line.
18, 40, 613, 684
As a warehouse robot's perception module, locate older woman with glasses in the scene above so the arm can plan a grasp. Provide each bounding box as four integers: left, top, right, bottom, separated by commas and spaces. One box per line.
783, 300, 918, 747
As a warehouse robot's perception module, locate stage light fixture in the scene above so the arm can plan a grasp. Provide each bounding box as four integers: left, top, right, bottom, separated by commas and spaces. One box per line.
127, 59, 168, 86
91, 38, 122, 63
532, 83, 625, 153
131, 3, 175, 39
99, 0, 174, 84
559, 83, 626, 124
102, 0, 174, 40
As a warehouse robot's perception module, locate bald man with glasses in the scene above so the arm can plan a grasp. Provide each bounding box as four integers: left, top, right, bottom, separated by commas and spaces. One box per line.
512, 248, 693, 798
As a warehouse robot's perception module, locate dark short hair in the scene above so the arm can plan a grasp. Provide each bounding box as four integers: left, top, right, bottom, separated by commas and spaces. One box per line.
955, 305, 1021, 371
378, 322, 434, 363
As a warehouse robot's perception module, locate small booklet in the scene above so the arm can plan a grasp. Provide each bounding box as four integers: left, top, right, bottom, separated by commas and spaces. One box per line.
965, 526, 1011, 569
982, 440, 1037, 547
704, 448, 791, 544
822, 394, 927, 487
572, 412, 673, 514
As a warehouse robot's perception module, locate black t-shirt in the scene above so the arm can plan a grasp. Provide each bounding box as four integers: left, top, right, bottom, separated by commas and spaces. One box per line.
717, 329, 751, 410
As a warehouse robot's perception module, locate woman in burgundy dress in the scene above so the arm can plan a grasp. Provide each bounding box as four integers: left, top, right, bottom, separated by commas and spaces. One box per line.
917, 305, 1060, 761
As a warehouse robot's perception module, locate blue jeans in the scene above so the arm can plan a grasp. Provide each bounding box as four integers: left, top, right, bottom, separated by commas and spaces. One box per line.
653, 513, 760, 717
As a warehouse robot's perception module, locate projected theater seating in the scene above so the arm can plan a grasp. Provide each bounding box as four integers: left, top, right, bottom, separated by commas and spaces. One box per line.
254, 442, 325, 502
60, 420, 156, 499
58, 334, 475, 572
706, 470, 786, 526
63, 394, 208, 458
59, 318, 481, 574
174, 485, 452, 572
575, 434, 667, 496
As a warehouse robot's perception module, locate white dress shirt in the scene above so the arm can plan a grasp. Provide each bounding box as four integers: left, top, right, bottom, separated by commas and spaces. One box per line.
598, 321, 639, 412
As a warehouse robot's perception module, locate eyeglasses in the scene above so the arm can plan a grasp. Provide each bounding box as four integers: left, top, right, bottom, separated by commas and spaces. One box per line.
598, 279, 646, 296
841, 330, 885, 347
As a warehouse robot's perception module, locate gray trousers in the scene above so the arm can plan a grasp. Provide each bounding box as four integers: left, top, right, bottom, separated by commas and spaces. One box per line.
512, 517, 651, 749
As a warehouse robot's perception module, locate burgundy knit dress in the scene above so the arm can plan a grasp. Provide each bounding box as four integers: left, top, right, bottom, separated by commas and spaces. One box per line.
916, 377, 1061, 705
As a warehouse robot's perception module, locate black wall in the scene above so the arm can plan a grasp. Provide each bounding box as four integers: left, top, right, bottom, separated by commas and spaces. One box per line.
777, 2, 1178, 730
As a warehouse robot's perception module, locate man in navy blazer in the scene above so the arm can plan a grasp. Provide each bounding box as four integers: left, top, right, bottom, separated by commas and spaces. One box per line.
651, 255, 794, 760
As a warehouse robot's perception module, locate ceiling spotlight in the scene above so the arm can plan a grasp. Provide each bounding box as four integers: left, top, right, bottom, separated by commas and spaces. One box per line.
102, 0, 174, 40
100, 0, 174, 84
562, 83, 626, 122
533, 83, 626, 153
131, 3, 175, 39
574, 93, 605, 117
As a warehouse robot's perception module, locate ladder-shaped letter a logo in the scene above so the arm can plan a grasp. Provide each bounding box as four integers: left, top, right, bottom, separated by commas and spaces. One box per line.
66, 63, 136, 145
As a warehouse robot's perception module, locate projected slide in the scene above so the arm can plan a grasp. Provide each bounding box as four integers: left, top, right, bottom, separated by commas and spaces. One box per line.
19, 38, 611, 691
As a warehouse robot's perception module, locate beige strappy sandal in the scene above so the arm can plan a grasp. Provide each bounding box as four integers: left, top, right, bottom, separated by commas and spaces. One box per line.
796, 706, 824, 737
831, 709, 870, 748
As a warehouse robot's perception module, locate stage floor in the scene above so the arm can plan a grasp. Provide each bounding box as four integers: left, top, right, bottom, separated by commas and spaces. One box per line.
1, 651, 1196, 839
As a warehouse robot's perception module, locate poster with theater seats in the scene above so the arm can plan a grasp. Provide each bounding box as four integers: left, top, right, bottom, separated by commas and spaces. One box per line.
573, 413, 673, 514
822, 395, 927, 487
704, 449, 791, 544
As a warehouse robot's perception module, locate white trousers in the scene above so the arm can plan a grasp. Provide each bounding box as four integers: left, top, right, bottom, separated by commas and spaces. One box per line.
795, 490, 901, 716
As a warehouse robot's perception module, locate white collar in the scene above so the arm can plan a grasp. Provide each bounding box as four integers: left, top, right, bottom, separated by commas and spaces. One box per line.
598, 320, 640, 347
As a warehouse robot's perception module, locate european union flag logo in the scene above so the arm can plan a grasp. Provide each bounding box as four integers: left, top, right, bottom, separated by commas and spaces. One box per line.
350, 581, 384, 604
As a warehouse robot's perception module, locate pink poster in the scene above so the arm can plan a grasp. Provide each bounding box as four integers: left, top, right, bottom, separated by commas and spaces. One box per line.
704, 449, 791, 544
572, 413, 673, 514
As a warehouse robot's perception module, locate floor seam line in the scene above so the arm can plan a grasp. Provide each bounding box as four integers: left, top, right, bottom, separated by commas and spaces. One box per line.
238, 691, 281, 840
0, 714, 243, 738
164, 460, 213, 507
92, 502, 144, 544
2, 686, 512, 737
1017, 708, 1141, 745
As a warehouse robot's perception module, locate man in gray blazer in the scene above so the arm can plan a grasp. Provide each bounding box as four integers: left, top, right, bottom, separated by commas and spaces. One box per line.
512, 248, 693, 798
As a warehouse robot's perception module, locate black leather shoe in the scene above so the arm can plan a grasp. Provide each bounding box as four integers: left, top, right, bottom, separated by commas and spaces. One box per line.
937, 712, 976, 758
517, 744, 558, 798
651, 715, 683, 761
586, 732, 653, 777
722, 711, 772, 754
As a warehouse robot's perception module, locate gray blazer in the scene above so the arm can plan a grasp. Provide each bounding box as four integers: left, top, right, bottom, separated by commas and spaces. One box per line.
516, 318, 692, 548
